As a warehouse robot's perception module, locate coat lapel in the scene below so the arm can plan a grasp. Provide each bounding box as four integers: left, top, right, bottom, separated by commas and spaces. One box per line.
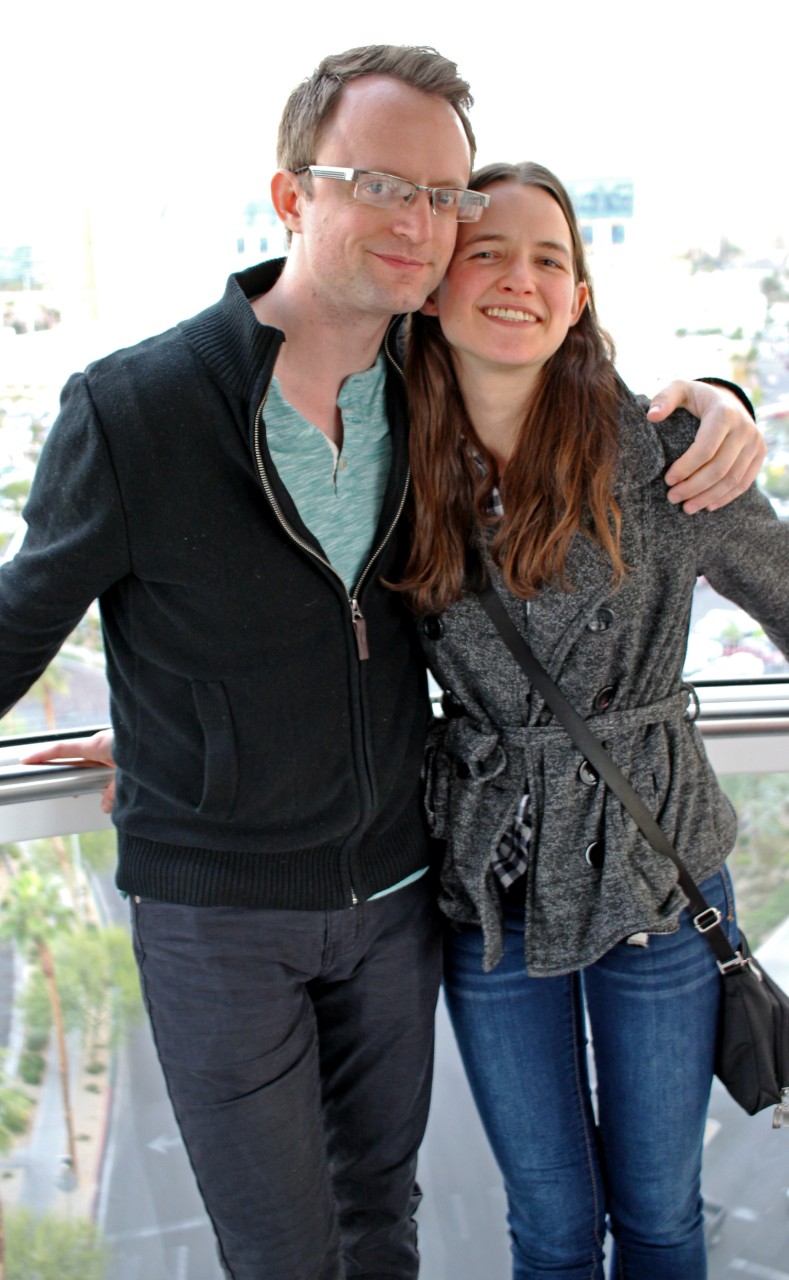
526, 396, 667, 671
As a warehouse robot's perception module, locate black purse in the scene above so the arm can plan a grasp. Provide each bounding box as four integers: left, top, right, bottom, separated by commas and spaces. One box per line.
476, 582, 789, 1126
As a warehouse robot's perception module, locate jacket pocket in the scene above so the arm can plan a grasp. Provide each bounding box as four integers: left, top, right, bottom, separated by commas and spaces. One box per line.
191, 681, 239, 820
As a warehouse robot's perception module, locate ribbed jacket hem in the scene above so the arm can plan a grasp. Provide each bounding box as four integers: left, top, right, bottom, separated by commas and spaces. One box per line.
115, 802, 430, 910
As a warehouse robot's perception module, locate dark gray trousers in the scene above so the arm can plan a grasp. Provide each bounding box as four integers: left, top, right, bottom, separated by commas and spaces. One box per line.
131, 875, 442, 1280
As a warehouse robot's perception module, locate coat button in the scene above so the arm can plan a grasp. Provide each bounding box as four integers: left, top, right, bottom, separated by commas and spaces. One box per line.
587, 607, 614, 633
584, 841, 605, 869
441, 690, 466, 719
422, 615, 444, 641
593, 684, 617, 712
578, 760, 597, 786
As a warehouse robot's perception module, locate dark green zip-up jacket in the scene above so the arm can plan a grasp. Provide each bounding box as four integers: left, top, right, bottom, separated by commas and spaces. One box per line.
0, 261, 432, 908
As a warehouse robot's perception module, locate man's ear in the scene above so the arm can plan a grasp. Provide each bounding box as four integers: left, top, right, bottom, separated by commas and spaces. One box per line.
420, 291, 440, 317
271, 169, 304, 234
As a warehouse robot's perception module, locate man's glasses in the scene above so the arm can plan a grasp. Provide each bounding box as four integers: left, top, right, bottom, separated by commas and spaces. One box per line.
292, 166, 490, 224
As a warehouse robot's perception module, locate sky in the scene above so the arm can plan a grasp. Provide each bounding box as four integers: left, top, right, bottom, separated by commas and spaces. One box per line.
3, 0, 787, 353
6, 0, 786, 231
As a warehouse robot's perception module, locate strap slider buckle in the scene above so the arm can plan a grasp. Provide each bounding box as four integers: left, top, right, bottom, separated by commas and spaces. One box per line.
694, 906, 722, 934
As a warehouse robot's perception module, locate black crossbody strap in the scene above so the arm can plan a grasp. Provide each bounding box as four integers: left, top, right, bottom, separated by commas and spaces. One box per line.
477, 583, 739, 970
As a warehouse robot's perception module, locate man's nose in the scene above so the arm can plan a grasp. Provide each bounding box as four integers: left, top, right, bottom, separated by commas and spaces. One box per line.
390, 189, 434, 240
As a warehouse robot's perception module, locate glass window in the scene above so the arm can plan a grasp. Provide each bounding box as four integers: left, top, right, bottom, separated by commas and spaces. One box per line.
701, 770, 789, 1273
2, 8, 787, 1272
0, 759, 786, 1277
0, 824, 222, 1278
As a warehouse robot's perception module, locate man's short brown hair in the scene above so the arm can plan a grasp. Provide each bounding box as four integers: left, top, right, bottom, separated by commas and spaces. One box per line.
277, 45, 476, 173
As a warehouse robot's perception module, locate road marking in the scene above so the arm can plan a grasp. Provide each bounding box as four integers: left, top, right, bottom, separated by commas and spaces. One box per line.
450, 1192, 470, 1240
104, 1216, 209, 1243
703, 1117, 722, 1145
171, 1244, 189, 1279
148, 1132, 182, 1155
729, 1260, 789, 1280
731, 1206, 760, 1222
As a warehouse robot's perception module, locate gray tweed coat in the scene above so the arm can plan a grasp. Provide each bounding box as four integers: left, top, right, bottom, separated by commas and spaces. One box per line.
420, 392, 789, 976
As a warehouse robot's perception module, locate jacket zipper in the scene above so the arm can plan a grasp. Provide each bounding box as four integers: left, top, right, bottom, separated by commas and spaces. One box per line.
252, 322, 410, 661
252, 326, 408, 907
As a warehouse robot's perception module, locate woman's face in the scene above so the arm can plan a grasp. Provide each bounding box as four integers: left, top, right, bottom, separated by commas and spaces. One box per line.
425, 181, 589, 384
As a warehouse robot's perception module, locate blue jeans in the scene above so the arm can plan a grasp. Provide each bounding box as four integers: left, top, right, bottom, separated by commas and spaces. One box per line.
443, 869, 738, 1280
131, 874, 442, 1280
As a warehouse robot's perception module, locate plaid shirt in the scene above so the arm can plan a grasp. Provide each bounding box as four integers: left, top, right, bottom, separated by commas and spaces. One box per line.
483, 479, 533, 890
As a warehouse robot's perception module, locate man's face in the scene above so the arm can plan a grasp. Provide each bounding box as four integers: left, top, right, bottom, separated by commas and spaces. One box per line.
291, 75, 472, 324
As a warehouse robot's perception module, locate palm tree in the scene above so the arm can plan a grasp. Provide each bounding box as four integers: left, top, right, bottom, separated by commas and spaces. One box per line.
0, 870, 78, 1181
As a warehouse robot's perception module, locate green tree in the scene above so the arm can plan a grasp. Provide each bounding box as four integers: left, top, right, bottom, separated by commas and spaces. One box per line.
0, 1075, 33, 1146
0, 479, 30, 511
73, 828, 117, 877
23, 666, 72, 736
18, 835, 82, 918
0, 1062, 34, 1280
0, 871, 79, 1179
720, 773, 789, 944
5, 1208, 108, 1280
52, 925, 143, 1060
762, 464, 789, 500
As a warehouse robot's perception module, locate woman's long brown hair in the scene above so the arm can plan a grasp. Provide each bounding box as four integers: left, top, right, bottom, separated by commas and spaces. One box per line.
398, 161, 626, 614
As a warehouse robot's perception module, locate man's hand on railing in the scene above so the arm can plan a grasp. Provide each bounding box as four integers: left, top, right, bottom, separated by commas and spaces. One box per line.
21, 729, 116, 813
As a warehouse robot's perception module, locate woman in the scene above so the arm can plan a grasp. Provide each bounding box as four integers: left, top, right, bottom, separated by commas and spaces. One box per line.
400, 162, 789, 1279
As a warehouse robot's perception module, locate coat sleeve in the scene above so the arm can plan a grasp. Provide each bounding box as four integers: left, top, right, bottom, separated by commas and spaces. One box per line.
0, 371, 131, 717
692, 480, 789, 660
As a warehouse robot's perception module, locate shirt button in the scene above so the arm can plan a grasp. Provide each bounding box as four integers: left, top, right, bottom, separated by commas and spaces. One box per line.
593, 684, 617, 712
578, 760, 598, 786
587, 607, 615, 633
441, 690, 466, 719
584, 841, 605, 869
338, 458, 348, 471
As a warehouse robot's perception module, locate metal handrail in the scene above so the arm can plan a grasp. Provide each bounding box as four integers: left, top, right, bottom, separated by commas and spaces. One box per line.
1, 684, 788, 809
0, 764, 113, 806
700, 718, 789, 736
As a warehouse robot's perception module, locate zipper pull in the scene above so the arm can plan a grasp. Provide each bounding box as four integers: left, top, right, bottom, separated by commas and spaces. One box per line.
351, 599, 369, 660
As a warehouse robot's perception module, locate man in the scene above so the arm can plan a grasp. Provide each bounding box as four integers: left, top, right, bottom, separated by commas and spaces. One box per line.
2, 45, 764, 1280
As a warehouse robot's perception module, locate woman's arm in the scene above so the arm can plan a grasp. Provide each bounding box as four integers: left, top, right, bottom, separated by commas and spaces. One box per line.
692, 482, 789, 659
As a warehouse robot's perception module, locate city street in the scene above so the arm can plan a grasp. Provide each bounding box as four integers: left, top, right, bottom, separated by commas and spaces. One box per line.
0, 858, 787, 1277
19, 878, 772, 1280
85, 968, 789, 1279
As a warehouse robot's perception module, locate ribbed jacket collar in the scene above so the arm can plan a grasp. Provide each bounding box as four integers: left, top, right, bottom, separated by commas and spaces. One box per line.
178, 259, 287, 404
